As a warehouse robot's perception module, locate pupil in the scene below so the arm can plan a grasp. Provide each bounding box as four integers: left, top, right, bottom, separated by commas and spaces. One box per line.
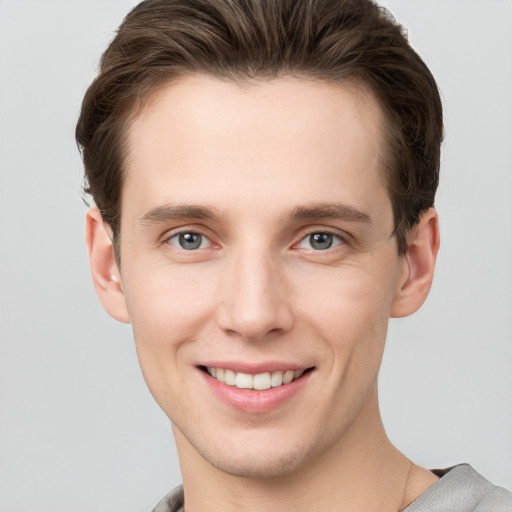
179, 233, 202, 250
311, 233, 333, 250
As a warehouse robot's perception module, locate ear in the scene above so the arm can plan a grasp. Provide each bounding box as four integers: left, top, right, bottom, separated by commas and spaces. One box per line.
85, 207, 130, 323
390, 208, 440, 318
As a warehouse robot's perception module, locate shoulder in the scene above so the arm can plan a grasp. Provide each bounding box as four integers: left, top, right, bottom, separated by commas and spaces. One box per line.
151, 484, 184, 512
474, 486, 512, 512
151, 467, 512, 512
404, 464, 512, 512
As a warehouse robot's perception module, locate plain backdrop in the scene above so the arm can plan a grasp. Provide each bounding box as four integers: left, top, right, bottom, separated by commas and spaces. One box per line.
0, 1, 511, 511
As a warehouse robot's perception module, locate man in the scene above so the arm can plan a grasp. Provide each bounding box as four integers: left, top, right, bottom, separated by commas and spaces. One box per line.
76, 0, 512, 510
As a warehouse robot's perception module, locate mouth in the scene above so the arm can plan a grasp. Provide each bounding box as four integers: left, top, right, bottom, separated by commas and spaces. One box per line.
200, 366, 313, 390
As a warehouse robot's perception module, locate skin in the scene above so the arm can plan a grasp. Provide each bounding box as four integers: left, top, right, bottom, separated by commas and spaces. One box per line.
86, 75, 440, 511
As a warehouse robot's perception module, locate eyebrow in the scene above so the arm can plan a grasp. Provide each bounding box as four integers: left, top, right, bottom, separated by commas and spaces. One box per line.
289, 203, 372, 224
138, 204, 220, 226
138, 202, 371, 227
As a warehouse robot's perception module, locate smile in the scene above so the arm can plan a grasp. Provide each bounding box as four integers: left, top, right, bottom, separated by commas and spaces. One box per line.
205, 367, 306, 390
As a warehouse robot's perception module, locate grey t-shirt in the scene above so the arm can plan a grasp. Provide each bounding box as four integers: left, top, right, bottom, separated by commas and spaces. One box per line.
152, 464, 512, 512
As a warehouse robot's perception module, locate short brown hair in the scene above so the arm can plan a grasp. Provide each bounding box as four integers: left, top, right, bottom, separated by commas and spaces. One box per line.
76, 0, 443, 255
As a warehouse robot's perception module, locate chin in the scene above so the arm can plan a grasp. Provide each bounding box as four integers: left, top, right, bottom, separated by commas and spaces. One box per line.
206, 450, 309, 479
192, 433, 324, 479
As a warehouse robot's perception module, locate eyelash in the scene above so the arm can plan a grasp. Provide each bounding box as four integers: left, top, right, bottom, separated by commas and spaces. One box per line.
163, 229, 346, 252
296, 231, 345, 251
165, 231, 212, 251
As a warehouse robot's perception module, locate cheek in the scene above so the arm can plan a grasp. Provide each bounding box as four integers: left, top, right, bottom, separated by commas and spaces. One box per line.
124, 261, 219, 339
300, 261, 396, 327
295, 257, 398, 366
121, 264, 219, 398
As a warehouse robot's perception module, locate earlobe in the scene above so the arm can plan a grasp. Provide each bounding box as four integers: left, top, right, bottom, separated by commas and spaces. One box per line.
390, 208, 440, 318
85, 207, 131, 323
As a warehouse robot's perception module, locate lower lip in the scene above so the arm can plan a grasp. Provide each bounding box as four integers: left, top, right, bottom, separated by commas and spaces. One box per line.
199, 369, 312, 413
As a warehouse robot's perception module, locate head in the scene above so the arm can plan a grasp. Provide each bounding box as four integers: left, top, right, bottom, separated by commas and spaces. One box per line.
77, 0, 442, 258
79, 0, 442, 479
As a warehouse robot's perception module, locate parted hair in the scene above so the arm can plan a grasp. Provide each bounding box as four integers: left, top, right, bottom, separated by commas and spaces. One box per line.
76, 0, 443, 254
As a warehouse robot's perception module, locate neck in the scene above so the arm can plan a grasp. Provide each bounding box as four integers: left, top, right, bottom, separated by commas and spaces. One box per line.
174, 386, 430, 512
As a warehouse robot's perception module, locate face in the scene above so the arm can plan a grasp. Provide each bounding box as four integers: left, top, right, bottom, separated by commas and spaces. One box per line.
116, 75, 409, 477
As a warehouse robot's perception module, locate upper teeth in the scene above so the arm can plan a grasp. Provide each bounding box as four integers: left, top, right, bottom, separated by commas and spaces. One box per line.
207, 368, 305, 390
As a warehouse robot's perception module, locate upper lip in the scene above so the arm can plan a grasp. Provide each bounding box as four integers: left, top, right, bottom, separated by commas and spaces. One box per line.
198, 361, 312, 374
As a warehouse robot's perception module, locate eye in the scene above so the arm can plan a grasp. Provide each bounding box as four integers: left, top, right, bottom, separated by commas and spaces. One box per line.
167, 232, 210, 250
297, 232, 343, 251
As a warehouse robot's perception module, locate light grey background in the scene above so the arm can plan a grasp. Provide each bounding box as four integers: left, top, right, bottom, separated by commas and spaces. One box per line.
0, 1, 511, 511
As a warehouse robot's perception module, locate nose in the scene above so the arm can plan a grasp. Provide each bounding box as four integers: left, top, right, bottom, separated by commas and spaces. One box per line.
216, 246, 294, 342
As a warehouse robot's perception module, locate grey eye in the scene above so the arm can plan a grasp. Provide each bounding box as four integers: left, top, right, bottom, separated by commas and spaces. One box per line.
169, 232, 209, 250
298, 232, 342, 251
309, 233, 333, 250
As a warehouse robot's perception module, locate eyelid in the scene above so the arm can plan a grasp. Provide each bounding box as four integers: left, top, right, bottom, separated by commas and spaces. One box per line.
168, 232, 211, 250
159, 225, 349, 252
161, 225, 216, 249
294, 228, 347, 251
296, 229, 345, 252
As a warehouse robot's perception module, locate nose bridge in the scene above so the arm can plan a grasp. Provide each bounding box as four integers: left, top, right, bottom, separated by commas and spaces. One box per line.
217, 239, 293, 341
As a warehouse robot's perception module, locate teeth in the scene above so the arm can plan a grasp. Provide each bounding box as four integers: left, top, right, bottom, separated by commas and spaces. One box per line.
235, 372, 253, 389
253, 372, 271, 390
225, 369, 236, 385
294, 369, 305, 379
206, 367, 306, 390
271, 371, 283, 387
283, 370, 294, 384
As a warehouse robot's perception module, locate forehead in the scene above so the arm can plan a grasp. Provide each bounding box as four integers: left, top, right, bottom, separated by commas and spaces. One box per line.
122, 75, 391, 229
128, 75, 385, 163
